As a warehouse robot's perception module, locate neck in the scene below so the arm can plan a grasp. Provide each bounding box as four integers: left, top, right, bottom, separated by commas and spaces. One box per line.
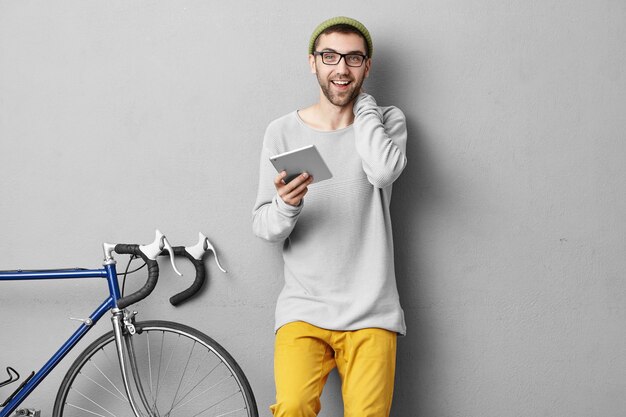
314, 93, 356, 131
297, 92, 359, 132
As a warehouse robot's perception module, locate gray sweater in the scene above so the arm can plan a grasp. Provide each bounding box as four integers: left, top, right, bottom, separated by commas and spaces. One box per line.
252, 93, 408, 335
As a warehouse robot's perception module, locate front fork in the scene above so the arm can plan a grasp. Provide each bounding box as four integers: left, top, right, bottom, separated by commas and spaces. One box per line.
111, 309, 157, 417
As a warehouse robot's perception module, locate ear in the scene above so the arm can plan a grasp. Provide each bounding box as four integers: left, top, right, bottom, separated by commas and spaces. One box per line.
309, 54, 317, 74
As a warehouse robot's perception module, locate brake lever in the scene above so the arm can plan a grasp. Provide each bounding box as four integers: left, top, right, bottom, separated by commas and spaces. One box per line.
139, 230, 183, 276
185, 232, 227, 273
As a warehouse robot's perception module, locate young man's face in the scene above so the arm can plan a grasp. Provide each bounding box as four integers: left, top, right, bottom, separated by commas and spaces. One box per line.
310, 31, 371, 108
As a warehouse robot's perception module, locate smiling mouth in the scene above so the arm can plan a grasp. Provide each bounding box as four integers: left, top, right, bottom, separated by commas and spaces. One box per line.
331, 80, 351, 87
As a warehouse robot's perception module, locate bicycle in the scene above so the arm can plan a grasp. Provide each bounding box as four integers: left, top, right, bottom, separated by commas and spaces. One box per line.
0, 230, 258, 417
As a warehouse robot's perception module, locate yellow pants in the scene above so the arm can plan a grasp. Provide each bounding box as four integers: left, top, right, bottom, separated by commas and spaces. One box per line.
271, 321, 397, 417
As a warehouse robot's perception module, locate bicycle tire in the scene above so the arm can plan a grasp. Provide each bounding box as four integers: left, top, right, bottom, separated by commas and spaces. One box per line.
53, 320, 258, 417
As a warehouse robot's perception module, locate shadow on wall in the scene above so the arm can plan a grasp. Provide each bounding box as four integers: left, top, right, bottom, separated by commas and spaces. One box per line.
318, 47, 445, 417
390, 116, 436, 417
370, 48, 443, 416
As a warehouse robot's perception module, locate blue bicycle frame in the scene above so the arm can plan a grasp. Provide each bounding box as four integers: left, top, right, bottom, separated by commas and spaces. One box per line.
0, 263, 120, 417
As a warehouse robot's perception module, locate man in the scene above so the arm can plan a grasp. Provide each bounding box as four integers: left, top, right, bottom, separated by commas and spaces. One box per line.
252, 16, 407, 417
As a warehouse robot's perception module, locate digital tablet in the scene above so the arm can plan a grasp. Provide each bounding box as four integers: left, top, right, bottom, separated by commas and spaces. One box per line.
270, 145, 333, 184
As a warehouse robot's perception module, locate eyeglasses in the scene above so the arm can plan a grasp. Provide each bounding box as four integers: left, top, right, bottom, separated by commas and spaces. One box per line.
313, 51, 368, 67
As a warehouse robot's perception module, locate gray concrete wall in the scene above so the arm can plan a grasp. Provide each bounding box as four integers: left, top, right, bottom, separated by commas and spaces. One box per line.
1, 1, 625, 416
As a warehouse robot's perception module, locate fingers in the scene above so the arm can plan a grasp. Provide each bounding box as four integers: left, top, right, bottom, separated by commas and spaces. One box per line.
273, 171, 288, 187
274, 171, 314, 206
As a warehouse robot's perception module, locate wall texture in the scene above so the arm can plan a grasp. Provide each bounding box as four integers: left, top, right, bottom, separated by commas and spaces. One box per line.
1, 1, 625, 416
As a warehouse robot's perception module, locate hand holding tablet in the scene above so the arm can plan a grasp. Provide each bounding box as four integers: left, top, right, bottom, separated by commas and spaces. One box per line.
270, 145, 333, 184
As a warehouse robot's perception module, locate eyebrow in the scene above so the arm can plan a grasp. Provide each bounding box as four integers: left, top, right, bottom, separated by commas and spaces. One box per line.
320, 48, 366, 55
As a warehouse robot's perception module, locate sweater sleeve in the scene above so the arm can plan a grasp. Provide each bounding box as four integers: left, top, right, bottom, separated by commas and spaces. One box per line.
353, 93, 408, 188
252, 143, 302, 243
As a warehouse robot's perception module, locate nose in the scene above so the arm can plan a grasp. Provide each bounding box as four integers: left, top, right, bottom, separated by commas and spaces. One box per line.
335, 56, 349, 74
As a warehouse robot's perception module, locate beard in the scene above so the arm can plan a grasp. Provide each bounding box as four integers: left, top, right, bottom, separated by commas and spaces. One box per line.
316, 72, 364, 107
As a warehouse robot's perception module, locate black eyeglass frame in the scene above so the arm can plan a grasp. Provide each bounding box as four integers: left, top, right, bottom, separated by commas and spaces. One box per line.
313, 51, 369, 67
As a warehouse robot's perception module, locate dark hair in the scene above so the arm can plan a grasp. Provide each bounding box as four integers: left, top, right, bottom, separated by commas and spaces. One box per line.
313, 24, 370, 56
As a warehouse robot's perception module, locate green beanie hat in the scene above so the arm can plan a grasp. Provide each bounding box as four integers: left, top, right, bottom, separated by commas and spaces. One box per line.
309, 16, 373, 58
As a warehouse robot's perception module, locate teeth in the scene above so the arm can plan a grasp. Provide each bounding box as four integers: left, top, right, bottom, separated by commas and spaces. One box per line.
333, 81, 349, 85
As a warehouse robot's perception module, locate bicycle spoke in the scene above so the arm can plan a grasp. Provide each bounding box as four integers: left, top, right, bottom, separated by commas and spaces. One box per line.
192, 390, 242, 417
154, 330, 165, 410
102, 347, 117, 372
171, 374, 233, 412
214, 407, 248, 417
157, 333, 181, 401
73, 388, 119, 417
167, 340, 197, 414
137, 331, 158, 410
65, 403, 111, 417
89, 358, 127, 400
78, 372, 128, 403
171, 361, 221, 409
175, 356, 203, 407
147, 329, 154, 401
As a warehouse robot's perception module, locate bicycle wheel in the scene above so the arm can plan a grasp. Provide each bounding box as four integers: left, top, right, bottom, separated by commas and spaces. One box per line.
53, 320, 258, 417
